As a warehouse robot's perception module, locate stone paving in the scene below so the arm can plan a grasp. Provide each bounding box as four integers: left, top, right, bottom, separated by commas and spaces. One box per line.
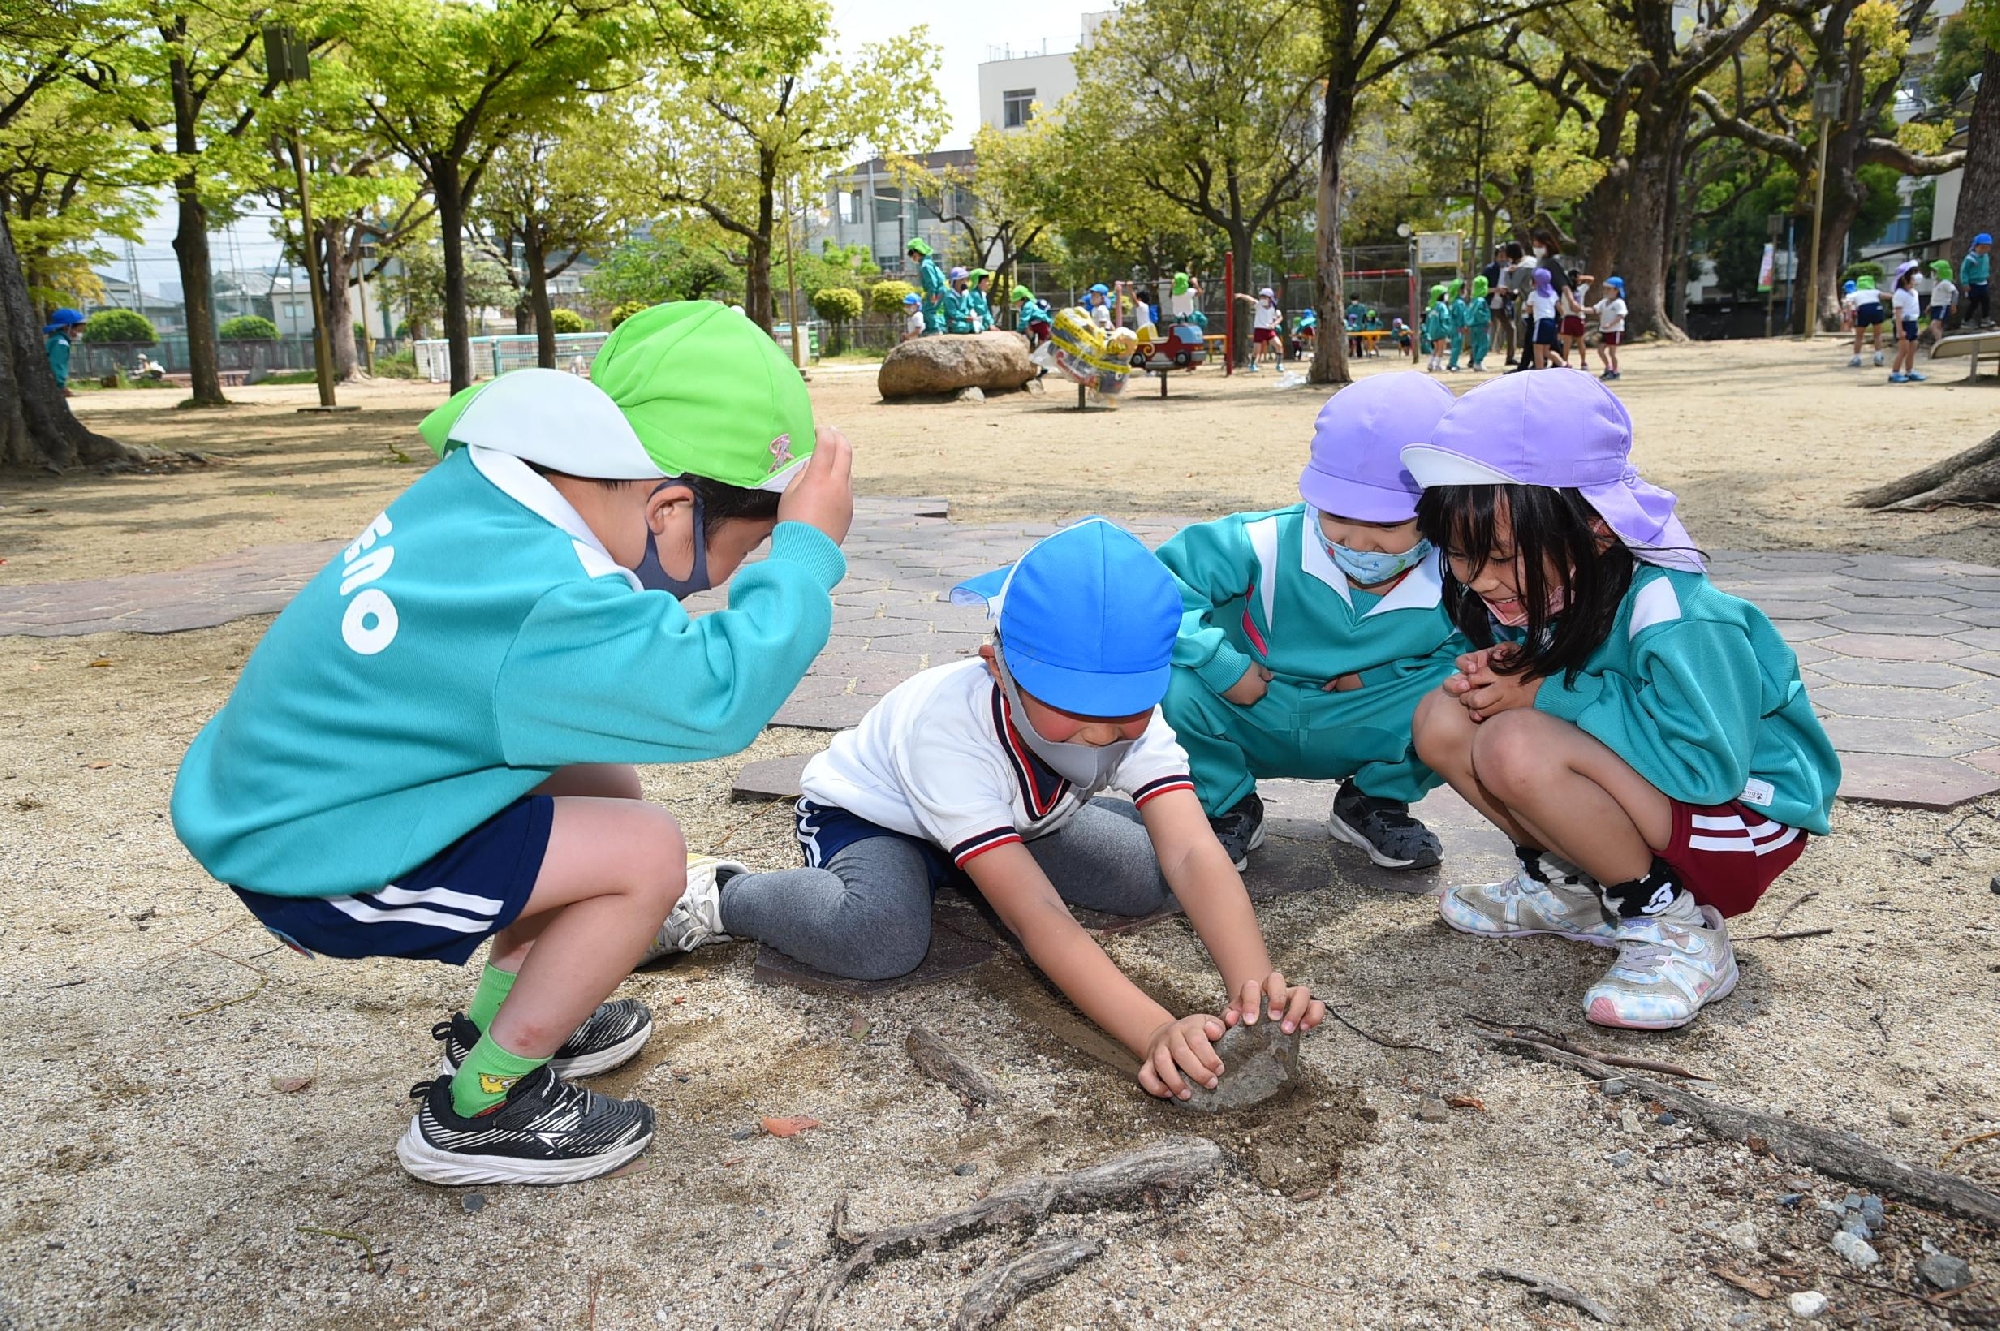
6, 496, 2000, 810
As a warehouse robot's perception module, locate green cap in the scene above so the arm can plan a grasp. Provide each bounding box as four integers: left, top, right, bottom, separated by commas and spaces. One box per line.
1172, 272, 1190, 295
1011, 284, 1034, 302
1857, 275, 1875, 290
587, 301, 814, 491
419, 368, 660, 478
906, 237, 933, 257
1933, 259, 1954, 281
969, 268, 990, 281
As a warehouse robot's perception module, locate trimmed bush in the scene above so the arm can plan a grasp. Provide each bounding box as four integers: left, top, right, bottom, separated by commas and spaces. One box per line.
811, 287, 864, 323
548, 307, 589, 334
81, 309, 155, 345
609, 301, 649, 329
219, 315, 279, 341
867, 280, 917, 316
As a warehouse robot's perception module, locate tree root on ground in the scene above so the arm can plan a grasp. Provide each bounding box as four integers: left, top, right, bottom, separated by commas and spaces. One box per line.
906, 1025, 1003, 1109
955, 1236, 1104, 1330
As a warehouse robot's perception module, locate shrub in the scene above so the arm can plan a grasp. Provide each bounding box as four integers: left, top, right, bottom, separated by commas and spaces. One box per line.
219, 315, 279, 341
810, 287, 864, 323
609, 300, 650, 329
1842, 260, 1885, 288
548, 307, 589, 334
81, 309, 155, 345
867, 280, 917, 316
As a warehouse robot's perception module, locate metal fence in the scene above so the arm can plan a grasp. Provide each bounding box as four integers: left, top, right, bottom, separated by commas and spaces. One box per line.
412, 332, 611, 382
70, 335, 410, 382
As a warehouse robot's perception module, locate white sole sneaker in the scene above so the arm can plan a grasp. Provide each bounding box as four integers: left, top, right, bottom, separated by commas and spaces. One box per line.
1231, 819, 1267, 872
395, 1120, 652, 1186
1325, 811, 1419, 868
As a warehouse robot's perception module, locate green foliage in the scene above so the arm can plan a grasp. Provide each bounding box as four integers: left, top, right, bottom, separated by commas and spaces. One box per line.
866, 280, 917, 314
584, 233, 738, 308
1850, 164, 1907, 250
82, 309, 155, 345
1843, 259, 1886, 286
1911, 180, 1937, 244
810, 287, 862, 322
548, 307, 588, 333
609, 300, 650, 328
219, 315, 279, 341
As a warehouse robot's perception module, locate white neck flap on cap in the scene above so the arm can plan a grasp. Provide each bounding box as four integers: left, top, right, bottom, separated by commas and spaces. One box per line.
444, 368, 660, 480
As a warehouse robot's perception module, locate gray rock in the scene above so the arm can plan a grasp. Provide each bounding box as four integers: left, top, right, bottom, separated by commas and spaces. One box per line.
1657, 1111, 1678, 1127
1990, 873, 2000, 895
1722, 1220, 1758, 1252
1172, 1021, 1301, 1114
1788, 1290, 1829, 1319
1604, 1149, 1633, 1168
1860, 1195, 1885, 1230
1919, 1253, 1972, 1291
1888, 1102, 1917, 1126
1840, 1214, 1873, 1241
462, 1193, 486, 1213
1601, 1078, 1627, 1096
1831, 1229, 1879, 1268
878, 332, 1035, 397
1416, 1095, 1450, 1124
952, 1163, 977, 1176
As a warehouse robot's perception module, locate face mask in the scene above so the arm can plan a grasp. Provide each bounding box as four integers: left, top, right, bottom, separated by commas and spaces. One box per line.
994, 653, 1137, 790
1533, 246, 1548, 259
1319, 528, 1432, 587
1482, 583, 1565, 629
632, 480, 709, 598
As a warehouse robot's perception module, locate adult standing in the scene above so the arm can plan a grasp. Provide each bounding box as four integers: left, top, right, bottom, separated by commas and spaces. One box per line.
1512, 230, 1572, 372
44, 308, 83, 396
1503, 243, 1534, 372
907, 239, 946, 335
1483, 245, 1515, 363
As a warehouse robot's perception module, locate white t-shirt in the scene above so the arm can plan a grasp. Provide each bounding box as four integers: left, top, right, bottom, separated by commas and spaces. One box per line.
1167, 288, 1196, 318
799, 659, 1194, 868
1845, 289, 1882, 312
1595, 297, 1627, 333
1089, 302, 1113, 329
1253, 302, 1281, 330
1529, 290, 1558, 321
1931, 279, 1958, 311
1892, 286, 1922, 321
905, 309, 924, 335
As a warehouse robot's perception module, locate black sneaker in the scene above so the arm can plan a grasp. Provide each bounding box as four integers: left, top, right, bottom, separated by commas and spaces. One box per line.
1327, 782, 1441, 870
396, 1065, 655, 1186
433, 998, 652, 1080
1208, 792, 1266, 870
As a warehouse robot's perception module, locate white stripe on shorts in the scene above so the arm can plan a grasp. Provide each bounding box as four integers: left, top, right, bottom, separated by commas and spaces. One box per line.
1690, 813, 1747, 832
327, 897, 495, 933
373, 883, 506, 916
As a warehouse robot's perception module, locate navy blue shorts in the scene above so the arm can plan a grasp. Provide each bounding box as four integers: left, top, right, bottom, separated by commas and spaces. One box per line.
232, 796, 554, 965
1901, 318, 1920, 341
794, 798, 957, 894
1534, 317, 1559, 346
1855, 304, 1886, 327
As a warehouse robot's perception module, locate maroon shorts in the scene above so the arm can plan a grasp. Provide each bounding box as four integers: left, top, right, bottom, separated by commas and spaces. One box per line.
1253, 327, 1278, 344
1560, 315, 1586, 337
1601, 331, 1623, 346
1661, 799, 1806, 918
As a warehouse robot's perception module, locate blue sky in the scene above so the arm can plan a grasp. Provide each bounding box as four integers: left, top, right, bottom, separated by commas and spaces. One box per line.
105, 3, 1095, 296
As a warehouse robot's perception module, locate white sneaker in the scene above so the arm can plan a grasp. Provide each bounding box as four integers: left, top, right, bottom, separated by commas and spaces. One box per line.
1583, 891, 1737, 1030
640, 855, 747, 963
1873, 351, 1884, 366
1437, 853, 1618, 945
1847, 354, 1861, 367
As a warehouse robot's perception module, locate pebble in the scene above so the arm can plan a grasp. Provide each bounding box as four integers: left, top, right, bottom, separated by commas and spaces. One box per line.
1175, 1023, 1302, 1114
1777, 1193, 1804, 1207
1860, 1195, 1885, 1230
1601, 1079, 1627, 1097
1830, 1229, 1879, 1268
1888, 1103, 1916, 1127
952, 1163, 976, 1176
1417, 1095, 1450, 1124
1788, 1290, 1829, 1319
462, 1193, 486, 1214
1619, 1108, 1642, 1133
1989, 873, 2000, 895
1543, 1213, 1559, 1227
1840, 1214, 1873, 1241
1919, 1253, 1972, 1291
126, 904, 156, 922
1604, 1149, 1633, 1168
1647, 1166, 1672, 1185
1656, 1111, 1677, 1127
729, 1127, 757, 1141
1722, 1220, 1758, 1252
772, 1237, 793, 1250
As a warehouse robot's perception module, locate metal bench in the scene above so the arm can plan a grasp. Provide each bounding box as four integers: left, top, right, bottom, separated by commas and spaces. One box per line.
1929, 331, 2000, 381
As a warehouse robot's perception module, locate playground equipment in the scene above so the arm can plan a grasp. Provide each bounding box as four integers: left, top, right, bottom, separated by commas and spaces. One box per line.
1032, 306, 1135, 407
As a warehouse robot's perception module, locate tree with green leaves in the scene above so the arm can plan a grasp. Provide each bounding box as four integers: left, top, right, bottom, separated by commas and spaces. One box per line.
583, 231, 738, 310
1939, 0, 1999, 264
633, 0, 945, 330
891, 120, 1062, 325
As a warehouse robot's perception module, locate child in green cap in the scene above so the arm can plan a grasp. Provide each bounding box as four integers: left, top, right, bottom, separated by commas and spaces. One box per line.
907, 239, 947, 334
170, 302, 855, 1186
1927, 259, 1957, 349
968, 269, 993, 331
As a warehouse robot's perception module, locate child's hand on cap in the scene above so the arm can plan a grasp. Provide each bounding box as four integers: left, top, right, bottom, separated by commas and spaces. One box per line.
778, 424, 854, 545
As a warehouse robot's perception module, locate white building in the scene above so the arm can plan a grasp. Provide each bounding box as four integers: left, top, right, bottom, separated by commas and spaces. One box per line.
824, 149, 975, 271
974, 12, 1111, 133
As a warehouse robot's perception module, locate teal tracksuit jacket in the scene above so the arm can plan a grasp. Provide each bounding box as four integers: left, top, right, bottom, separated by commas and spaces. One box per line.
171, 445, 846, 898
918, 258, 948, 333
1156, 505, 1468, 813
1534, 566, 1840, 833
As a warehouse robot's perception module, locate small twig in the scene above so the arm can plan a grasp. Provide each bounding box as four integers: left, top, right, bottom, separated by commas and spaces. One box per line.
907, 1026, 1004, 1108
1735, 927, 1834, 942
768, 1281, 803, 1331
1765, 889, 1821, 931
712, 800, 788, 854
587, 1271, 600, 1330
1941, 1130, 2000, 1169
1481, 1266, 1620, 1324
1465, 1015, 1712, 1081
1820, 1268, 2000, 1323
173, 946, 270, 1020
1324, 1003, 1443, 1056
296, 1225, 381, 1275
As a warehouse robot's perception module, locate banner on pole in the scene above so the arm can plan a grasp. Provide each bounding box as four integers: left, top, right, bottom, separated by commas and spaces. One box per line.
1757, 243, 1775, 292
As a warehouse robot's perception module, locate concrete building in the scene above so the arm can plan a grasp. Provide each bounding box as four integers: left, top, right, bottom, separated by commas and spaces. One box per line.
974, 11, 1111, 133
823, 149, 975, 271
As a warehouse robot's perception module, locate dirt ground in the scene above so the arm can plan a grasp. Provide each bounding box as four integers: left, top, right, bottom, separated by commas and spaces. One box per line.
1, 338, 1998, 1330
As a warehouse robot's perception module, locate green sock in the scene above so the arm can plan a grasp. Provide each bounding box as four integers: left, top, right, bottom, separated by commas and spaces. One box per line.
465, 962, 517, 1032
450, 1031, 546, 1118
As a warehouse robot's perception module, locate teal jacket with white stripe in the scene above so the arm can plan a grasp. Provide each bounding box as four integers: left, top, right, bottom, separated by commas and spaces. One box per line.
171, 445, 845, 898
1532, 566, 1839, 834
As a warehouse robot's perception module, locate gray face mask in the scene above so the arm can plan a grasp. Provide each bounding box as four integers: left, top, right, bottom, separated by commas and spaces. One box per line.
994, 654, 1138, 790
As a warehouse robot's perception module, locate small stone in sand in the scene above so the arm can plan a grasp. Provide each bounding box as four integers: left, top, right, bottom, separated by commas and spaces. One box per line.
1788, 1290, 1828, 1319
1173, 1022, 1301, 1114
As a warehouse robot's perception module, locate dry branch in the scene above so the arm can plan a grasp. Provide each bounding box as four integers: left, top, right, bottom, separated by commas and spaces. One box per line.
1466, 1016, 1712, 1081
1483, 1035, 2000, 1226
808, 1137, 1222, 1329
907, 1026, 1004, 1108
954, 1236, 1104, 1331
1852, 426, 2000, 510
1482, 1266, 1620, 1323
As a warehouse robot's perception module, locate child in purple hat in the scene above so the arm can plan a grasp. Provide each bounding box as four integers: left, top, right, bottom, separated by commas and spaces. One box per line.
1157, 372, 1467, 872
1402, 369, 1840, 1031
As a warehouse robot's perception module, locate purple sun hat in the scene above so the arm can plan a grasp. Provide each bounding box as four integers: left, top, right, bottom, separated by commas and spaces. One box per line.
1531, 267, 1553, 293
1400, 368, 1705, 573
1299, 372, 1456, 522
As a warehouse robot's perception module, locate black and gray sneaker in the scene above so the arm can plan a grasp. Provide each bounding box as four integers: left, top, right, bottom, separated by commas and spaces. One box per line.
1327, 781, 1441, 870
434, 998, 652, 1080
397, 1065, 655, 1186
1208, 792, 1266, 870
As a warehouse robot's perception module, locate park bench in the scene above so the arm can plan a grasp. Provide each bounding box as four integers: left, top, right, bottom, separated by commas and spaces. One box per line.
1930, 330, 2000, 381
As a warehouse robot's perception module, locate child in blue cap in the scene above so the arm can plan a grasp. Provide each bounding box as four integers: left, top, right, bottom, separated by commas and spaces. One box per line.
44, 307, 83, 394
1156, 372, 1466, 872
661, 519, 1325, 1100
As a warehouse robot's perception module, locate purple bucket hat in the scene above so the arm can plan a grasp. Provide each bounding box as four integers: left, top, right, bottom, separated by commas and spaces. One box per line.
1299, 371, 1456, 522
1400, 368, 1705, 573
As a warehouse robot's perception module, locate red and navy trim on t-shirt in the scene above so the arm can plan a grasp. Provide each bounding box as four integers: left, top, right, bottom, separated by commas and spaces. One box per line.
989, 683, 1071, 819
1132, 774, 1195, 807
950, 826, 1023, 867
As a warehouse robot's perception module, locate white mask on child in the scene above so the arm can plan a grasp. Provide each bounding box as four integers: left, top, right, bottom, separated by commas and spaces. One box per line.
993, 655, 1137, 790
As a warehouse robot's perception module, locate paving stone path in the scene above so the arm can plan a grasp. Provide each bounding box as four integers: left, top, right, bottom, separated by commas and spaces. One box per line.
6, 496, 1999, 811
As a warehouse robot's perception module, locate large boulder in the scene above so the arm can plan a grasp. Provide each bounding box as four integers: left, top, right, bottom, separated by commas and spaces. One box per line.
878, 331, 1035, 398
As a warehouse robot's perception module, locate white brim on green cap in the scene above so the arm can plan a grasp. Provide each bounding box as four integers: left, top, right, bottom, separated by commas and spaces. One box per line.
419, 369, 661, 478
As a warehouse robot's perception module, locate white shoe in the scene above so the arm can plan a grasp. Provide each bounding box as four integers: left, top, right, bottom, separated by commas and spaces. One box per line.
1437, 853, 1618, 945
640, 855, 746, 963
1847, 355, 1861, 367
1583, 891, 1737, 1030
1873, 351, 1884, 366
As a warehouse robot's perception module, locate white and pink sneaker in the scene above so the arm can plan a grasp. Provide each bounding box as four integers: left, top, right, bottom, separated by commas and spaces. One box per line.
1583, 890, 1737, 1029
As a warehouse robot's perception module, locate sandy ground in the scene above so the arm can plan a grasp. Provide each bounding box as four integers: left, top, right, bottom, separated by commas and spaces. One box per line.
1, 338, 1998, 1329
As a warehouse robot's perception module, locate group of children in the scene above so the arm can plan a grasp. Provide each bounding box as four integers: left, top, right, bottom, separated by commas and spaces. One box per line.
1842, 233, 1993, 384
171, 304, 1838, 1187
1431, 272, 1627, 379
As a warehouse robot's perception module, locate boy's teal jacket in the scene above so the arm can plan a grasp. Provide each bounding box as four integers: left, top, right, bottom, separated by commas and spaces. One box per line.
1532, 566, 1839, 834
171, 446, 846, 898
1156, 505, 1466, 694
1962, 250, 1991, 287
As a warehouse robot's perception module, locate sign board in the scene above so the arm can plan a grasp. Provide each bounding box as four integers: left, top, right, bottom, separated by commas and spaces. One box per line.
1414, 232, 1462, 267
1757, 243, 1775, 292
1811, 81, 1841, 121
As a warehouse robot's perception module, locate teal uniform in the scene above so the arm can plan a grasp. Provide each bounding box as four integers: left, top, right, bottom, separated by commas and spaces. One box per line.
1016, 298, 1050, 332
1467, 305, 1491, 368
45, 332, 71, 388
1156, 505, 1467, 815
1424, 300, 1450, 345
918, 257, 948, 334
1534, 566, 1840, 833
171, 445, 847, 897
1448, 294, 1474, 369
1961, 250, 1991, 287
970, 290, 992, 332
943, 287, 976, 333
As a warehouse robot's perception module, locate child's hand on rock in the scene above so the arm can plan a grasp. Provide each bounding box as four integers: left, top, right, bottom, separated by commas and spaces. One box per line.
1138, 1013, 1226, 1100
1224, 971, 1325, 1035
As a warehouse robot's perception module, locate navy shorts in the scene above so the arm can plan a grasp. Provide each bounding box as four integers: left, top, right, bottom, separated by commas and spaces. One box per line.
1855, 304, 1886, 327
1534, 317, 1560, 346
232, 796, 554, 965
1930, 307, 1949, 324
794, 798, 957, 894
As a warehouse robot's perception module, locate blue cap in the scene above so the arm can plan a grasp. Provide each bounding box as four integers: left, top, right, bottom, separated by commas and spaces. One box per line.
1843, 279, 1857, 293
1606, 276, 1624, 290
949, 519, 1180, 716
1089, 283, 1109, 294
902, 293, 920, 304
1975, 233, 1993, 245
43, 307, 83, 333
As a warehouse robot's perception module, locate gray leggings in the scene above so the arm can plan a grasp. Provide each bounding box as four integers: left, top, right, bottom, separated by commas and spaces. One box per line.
718, 798, 1173, 980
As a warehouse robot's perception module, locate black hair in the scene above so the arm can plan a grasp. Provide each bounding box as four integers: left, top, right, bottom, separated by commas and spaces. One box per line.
1896, 266, 1918, 289
1505, 241, 1524, 261
1414, 483, 1635, 684
526, 463, 780, 537
1531, 228, 1558, 251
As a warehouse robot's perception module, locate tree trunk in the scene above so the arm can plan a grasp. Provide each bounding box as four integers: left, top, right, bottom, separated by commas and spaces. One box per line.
0, 217, 142, 470
1613, 101, 1691, 341
744, 233, 774, 332
526, 226, 556, 369
1952, 46, 2000, 254
434, 154, 473, 393
1852, 425, 2000, 509
167, 54, 225, 406
323, 220, 360, 381
1813, 172, 1863, 332
1227, 222, 1257, 371
1308, 78, 1355, 386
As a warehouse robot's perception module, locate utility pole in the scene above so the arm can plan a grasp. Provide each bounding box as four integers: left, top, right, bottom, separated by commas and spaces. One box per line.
1801, 80, 1842, 339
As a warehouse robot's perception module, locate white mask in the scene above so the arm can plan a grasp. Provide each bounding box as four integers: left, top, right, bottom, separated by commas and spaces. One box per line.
1533, 246, 1549, 259
994, 655, 1136, 791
